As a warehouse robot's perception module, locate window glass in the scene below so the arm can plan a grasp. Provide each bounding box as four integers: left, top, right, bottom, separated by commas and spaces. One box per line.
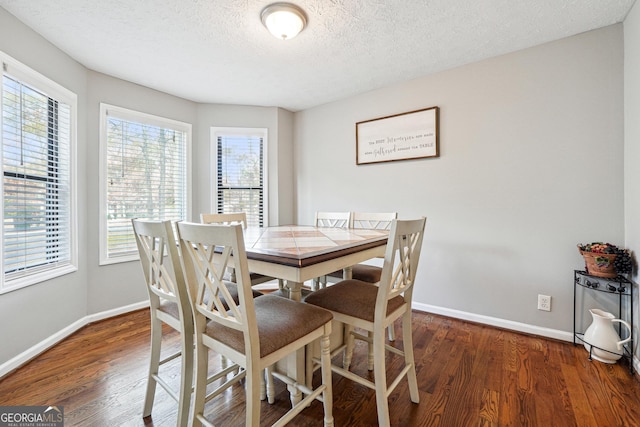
214, 130, 266, 228
1, 54, 77, 292
100, 104, 191, 264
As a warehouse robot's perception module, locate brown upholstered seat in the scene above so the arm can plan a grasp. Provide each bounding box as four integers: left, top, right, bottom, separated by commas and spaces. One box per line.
304, 279, 404, 323
326, 264, 383, 283
206, 294, 332, 358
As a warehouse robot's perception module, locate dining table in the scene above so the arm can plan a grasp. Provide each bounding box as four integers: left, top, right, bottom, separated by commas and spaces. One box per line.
242, 225, 389, 300
240, 224, 389, 404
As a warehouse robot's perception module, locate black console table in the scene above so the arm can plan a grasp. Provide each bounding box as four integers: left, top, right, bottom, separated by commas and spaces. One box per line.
573, 270, 634, 373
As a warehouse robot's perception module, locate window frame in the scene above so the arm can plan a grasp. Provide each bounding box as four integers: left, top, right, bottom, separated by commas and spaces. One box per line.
0, 51, 78, 294
99, 103, 192, 265
210, 127, 269, 227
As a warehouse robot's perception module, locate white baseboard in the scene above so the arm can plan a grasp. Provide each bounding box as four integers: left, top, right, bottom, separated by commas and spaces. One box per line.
0, 300, 149, 378
412, 302, 639, 375
412, 302, 573, 341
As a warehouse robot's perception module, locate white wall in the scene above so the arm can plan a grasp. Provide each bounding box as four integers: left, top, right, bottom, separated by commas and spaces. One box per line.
0, 8, 89, 365
295, 25, 625, 334
624, 2, 640, 362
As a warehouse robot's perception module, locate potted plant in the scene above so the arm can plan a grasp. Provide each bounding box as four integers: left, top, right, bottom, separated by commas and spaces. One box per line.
577, 242, 632, 278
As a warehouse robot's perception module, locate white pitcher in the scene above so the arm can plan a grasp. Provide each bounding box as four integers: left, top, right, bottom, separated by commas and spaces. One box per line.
583, 308, 632, 364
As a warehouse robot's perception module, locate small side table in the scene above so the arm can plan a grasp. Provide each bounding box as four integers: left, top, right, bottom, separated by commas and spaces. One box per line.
573, 270, 634, 373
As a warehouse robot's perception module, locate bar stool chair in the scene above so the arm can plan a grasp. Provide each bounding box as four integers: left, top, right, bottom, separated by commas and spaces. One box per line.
305, 217, 427, 427
176, 221, 335, 427
201, 212, 276, 400
325, 212, 397, 284
325, 212, 398, 342
312, 211, 352, 290
132, 219, 194, 427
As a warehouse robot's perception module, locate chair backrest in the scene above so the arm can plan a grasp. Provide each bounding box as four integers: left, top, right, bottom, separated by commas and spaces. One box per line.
132, 219, 192, 327
375, 218, 427, 319
176, 221, 258, 358
314, 211, 351, 228
200, 212, 248, 229
351, 212, 397, 230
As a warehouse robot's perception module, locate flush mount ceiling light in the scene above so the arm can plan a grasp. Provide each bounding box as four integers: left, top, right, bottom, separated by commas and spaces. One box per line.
261, 3, 307, 40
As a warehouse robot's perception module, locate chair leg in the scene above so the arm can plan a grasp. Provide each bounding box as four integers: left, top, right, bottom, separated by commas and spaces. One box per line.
373, 327, 391, 427
245, 366, 262, 426
388, 322, 396, 342
192, 335, 209, 427
143, 316, 162, 418
367, 330, 374, 371
320, 332, 335, 427
260, 369, 267, 401
343, 324, 355, 370
402, 311, 420, 404
312, 277, 320, 291
266, 365, 275, 404
177, 325, 194, 427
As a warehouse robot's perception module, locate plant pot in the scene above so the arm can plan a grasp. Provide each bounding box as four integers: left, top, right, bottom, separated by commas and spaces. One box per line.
578, 247, 618, 278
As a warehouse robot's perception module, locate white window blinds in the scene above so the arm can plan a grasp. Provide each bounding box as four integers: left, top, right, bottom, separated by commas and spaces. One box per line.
102, 105, 189, 262
216, 135, 264, 227
2, 67, 75, 290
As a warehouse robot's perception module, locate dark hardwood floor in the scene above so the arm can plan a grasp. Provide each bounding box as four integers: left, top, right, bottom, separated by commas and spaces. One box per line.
1, 308, 640, 426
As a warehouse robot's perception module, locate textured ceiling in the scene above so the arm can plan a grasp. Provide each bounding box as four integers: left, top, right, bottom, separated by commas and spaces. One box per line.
0, 0, 635, 111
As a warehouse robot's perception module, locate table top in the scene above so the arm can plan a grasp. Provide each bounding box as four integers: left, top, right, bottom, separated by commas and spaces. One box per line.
243, 225, 388, 268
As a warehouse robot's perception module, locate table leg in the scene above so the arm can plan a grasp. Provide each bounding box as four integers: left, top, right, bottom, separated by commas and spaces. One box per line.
343, 266, 353, 280
286, 280, 303, 302
279, 280, 304, 405
286, 348, 304, 405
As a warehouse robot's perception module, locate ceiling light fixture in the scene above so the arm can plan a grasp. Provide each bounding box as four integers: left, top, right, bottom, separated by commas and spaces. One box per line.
261, 3, 307, 40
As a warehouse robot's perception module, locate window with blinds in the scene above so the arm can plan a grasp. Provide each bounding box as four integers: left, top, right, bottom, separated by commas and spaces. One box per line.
215, 133, 265, 228
100, 104, 190, 264
1, 54, 77, 293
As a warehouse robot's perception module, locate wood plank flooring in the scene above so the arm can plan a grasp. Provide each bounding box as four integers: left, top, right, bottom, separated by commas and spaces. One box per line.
1, 308, 640, 426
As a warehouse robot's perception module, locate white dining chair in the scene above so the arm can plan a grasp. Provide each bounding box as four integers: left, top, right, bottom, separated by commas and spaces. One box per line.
132, 219, 193, 427
312, 211, 352, 290
177, 221, 335, 427
305, 217, 427, 427
325, 212, 398, 341
325, 212, 397, 284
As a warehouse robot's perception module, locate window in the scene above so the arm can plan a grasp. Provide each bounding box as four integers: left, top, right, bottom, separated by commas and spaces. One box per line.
100, 104, 191, 264
1, 52, 77, 293
211, 128, 267, 227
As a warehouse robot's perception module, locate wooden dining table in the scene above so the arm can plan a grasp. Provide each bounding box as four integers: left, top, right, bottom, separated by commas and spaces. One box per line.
242, 225, 389, 300
240, 225, 389, 404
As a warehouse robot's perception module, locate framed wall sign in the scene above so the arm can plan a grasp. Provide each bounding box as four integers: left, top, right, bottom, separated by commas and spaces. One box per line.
356, 106, 439, 165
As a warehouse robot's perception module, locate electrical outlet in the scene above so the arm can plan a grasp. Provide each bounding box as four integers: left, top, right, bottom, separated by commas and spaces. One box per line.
538, 294, 551, 311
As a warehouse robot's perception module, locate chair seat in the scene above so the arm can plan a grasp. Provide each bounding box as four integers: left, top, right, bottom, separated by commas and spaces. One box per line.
158, 299, 181, 320
327, 264, 383, 283
304, 279, 405, 323
205, 294, 332, 358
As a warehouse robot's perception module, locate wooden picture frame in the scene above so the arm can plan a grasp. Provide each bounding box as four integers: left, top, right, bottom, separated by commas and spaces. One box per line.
356, 106, 439, 165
